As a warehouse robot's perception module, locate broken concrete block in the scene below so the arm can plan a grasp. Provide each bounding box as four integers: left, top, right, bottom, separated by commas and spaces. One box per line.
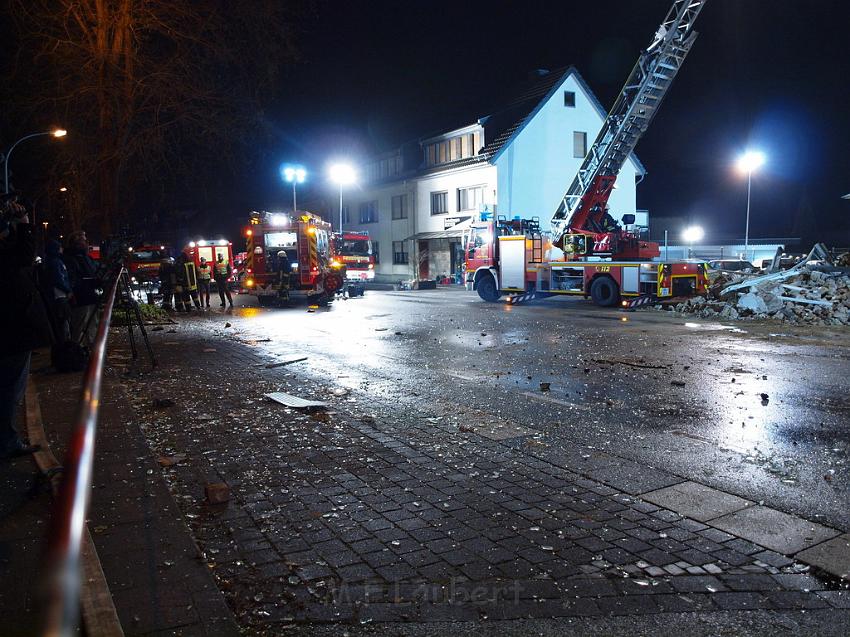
205, 482, 230, 504
738, 292, 768, 314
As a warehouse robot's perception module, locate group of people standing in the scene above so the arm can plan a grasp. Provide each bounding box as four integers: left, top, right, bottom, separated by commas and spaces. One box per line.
158, 251, 233, 312
1, 198, 101, 459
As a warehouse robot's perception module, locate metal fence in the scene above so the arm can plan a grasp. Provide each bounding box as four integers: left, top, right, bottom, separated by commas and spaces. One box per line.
41, 270, 122, 637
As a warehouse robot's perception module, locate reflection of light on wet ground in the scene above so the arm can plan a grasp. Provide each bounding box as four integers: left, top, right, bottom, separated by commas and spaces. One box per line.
232, 307, 263, 319
684, 322, 746, 333
713, 367, 779, 452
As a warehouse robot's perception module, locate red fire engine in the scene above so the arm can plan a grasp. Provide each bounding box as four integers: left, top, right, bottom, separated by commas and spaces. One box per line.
127, 243, 168, 284
466, 0, 710, 308
184, 239, 236, 289
243, 211, 345, 305
332, 231, 374, 297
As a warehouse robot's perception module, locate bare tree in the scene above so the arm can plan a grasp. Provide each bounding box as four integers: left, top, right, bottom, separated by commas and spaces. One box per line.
5, 0, 302, 234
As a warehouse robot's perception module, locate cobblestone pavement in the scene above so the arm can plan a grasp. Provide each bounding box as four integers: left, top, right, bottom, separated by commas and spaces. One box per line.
113, 310, 850, 634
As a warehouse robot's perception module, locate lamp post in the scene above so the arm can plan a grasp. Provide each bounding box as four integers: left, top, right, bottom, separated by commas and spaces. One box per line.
328, 163, 356, 232
3, 129, 67, 194
735, 150, 766, 262
282, 165, 306, 212
681, 225, 704, 259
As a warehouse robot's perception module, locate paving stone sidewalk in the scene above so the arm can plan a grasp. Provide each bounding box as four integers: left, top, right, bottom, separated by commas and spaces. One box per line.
0, 346, 238, 636
113, 318, 850, 633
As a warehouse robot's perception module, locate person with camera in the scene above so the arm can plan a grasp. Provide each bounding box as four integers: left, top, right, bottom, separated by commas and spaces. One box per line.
0, 195, 52, 458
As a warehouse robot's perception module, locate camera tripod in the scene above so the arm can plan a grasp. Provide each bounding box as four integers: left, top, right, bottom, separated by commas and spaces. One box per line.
116, 268, 156, 367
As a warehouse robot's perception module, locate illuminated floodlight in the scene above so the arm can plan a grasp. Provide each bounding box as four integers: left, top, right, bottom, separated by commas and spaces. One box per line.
52, 129, 68, 138
681, 225, 704, 244
271, 213, 288, 227
198, 239, 207, 246
736, 150, 766, 175
328, 163, 356, 186
188, 241, 196, 248
218, 239, 228, 246
283, 165, 307, 183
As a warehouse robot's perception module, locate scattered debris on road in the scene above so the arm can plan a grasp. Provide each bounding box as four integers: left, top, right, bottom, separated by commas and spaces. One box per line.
265, 391, 327, 409
157, 453, 187, 467
151, 397, 175, 409
204, 482, 230, 504
264, 356, 308, 368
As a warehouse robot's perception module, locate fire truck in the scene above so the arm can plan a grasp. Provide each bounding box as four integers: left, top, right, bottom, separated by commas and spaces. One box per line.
243, 211, 345, 306
184, 238, 236, 290
466, 0, 710, 309
127, 244, 168, 285
332, 231, 375, 297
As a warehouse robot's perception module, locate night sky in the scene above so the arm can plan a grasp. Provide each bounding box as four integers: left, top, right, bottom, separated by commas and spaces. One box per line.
252, 0, 850, 245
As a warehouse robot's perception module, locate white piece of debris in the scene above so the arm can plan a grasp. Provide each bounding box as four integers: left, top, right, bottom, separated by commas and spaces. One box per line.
265, 356, 308, 368
265, 392, 327, 409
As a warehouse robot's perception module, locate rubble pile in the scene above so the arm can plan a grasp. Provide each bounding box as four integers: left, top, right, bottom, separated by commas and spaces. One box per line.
670, 266, 850, 325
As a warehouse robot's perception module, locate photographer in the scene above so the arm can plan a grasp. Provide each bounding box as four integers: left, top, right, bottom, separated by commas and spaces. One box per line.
0, 195, 52, 458
63, 230, 99, 347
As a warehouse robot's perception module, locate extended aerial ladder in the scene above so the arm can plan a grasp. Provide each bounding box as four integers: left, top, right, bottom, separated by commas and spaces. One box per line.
465, 0, 711, 307
551, 0, 707, 258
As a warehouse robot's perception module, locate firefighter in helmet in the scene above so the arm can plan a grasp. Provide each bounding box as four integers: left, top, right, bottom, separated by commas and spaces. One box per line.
174, 249, 201, 312
214, 253, 233, 308
197, 256, 212, 308
277, 250, 291, 301
158, 257, 176, 311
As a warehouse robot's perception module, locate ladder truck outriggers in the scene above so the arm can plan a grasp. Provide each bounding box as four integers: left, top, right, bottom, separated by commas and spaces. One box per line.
467, 0, 710, 308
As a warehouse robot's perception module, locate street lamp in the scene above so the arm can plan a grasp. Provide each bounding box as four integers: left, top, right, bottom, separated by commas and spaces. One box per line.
2, 128, 68, 193
328, 163, 356, 232
735, 150, 766, 261
682, 225, 704, 258
282, 165, 307, 212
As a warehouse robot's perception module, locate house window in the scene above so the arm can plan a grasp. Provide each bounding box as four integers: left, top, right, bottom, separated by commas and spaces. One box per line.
372, 241, 379, 264
392, 240, 408, 264
430, 191, 448, 215
573, 131, 587, 158
564, 91, 576, 107
391, 194, 408, 220
457, 186, 484, 211
359, 201, 378, 224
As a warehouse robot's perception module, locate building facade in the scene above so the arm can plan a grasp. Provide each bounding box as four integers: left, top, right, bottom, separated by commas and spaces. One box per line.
342, 67, 646, 283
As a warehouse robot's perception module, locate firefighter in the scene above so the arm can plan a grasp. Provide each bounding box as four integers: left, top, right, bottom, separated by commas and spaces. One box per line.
276, 250, 291, 301
174, 251, 202, 312
158, 257, 176, 311
214, 253, 233, 308
197, 256, 212, 308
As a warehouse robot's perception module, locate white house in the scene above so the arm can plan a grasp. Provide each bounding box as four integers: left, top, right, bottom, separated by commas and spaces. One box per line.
341, 67, 646, 283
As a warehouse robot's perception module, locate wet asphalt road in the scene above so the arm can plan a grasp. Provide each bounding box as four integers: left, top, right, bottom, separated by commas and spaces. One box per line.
210, 287, 850, 530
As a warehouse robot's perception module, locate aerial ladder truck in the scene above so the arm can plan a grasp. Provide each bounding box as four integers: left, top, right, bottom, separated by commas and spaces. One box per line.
466, 0, 710, 307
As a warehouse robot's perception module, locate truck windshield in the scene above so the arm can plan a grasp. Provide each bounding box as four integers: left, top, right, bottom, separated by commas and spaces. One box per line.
131, 250, 163, 261
339, 239, 371, 256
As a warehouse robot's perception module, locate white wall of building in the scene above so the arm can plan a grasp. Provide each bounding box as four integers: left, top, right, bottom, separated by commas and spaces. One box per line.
344, 181, 416, 279
413, 164, 497, 233
494, 73, 641, 231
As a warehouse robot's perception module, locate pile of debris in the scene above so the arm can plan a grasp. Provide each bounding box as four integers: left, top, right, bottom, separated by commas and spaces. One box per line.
669, 245, 850, 325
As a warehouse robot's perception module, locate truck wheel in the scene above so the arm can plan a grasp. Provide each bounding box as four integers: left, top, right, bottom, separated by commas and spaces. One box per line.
476, 274, 500, 302
590, 276, 620, 307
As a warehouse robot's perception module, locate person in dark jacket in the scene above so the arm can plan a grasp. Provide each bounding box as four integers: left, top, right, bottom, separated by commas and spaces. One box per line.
158, 257, 176, 310
63, 231, 99, 346
0, 197, 52, 458
174, 251, 201, 312
44, 239, 72, 342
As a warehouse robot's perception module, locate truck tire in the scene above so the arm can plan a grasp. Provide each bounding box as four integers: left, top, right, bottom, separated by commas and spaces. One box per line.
590, 276, 620, 307
476, 273, 500, 302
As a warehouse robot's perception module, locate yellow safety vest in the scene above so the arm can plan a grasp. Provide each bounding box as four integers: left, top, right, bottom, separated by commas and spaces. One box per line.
198, 263, 211, 280
215, 261, 229, 277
